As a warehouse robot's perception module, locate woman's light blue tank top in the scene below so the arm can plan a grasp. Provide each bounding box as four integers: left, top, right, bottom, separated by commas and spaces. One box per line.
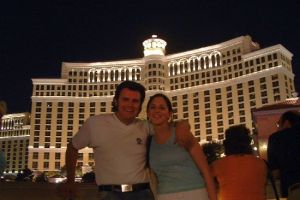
149, 126, 206, 194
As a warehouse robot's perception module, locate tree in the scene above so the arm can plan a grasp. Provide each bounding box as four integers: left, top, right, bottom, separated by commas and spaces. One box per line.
81, 171, 95, 183
60, 165, 66, 177
15, 168, 33, 181
0, 151, 6, 176
33, 171, 47, 183
202, 141, 224, 164
60, 164, 83, 178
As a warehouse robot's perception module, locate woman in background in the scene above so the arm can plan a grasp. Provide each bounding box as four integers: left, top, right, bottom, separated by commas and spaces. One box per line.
147, 93, 217, 200
211, 125, 267, 200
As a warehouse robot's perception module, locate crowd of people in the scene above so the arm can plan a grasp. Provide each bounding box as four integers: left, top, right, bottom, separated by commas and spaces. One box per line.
61, 80, 300, 200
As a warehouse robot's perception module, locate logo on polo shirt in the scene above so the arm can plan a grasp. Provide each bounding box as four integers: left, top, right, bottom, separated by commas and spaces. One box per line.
136, 138, 143, 145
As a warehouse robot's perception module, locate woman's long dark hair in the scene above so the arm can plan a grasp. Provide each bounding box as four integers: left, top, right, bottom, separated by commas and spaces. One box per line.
146, 93, 173, 112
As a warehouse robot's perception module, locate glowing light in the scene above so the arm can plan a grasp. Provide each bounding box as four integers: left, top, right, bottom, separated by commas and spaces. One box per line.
261, 144, 268, 150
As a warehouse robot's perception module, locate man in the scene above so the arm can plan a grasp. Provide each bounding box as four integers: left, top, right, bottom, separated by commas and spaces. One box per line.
63, 81, 155, 200
267, 110, 300, 199
0, 150, 6, 176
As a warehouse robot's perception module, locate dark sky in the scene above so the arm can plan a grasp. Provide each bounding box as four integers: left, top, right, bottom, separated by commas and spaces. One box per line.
1, 1, 300, 113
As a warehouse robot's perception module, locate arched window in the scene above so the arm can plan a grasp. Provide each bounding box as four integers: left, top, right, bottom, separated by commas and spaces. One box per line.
115, 70, 119, 81
212, 56, 216, 67
110, 70, 114, 81
184, 61, 189, 73
200, 58, 205, 69
189, 59, 194, 72
104, 71, 109, 82
132, 69, 136, 81
180, 62, 184, 74
136, 69, 141, 80
169, 65, 173, 76
89, 71, 94, 82
174, 64, 178, 75
94, 71, 98, 82
126, 69, 130, 80
100, 71, 104, 82
121, 70, 125, 81
205, 57, 209, 69
216, 54, 221, 66
195, 59, 199, 71
210, 51, 222, 67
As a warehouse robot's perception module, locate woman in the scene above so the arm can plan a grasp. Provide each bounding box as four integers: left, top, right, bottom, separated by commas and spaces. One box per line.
211, 125, 267, 200
147, 93, 217, 200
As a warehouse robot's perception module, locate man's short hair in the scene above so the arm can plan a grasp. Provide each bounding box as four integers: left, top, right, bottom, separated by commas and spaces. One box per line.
280, 110, 300, 127
112, 81, 146, 112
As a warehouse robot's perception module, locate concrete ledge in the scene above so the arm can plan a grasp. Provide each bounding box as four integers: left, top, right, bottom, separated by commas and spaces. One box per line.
0, 181, 284, 200
0, 182, 98, 200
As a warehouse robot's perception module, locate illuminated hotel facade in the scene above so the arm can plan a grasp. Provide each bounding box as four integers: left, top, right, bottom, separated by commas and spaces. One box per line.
0, 113, 30, 173
29, 35, 295, 172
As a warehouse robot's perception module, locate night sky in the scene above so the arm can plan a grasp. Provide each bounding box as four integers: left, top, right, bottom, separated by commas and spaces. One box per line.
1, 1, 300, 113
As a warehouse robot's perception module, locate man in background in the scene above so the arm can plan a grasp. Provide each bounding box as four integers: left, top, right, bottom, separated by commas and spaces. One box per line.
0, 150, 6, 177
267, 110, 300, 199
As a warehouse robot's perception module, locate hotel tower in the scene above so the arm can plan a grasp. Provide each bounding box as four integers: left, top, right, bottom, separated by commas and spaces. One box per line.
29, 35, 295, 172
0, 113, 30, 173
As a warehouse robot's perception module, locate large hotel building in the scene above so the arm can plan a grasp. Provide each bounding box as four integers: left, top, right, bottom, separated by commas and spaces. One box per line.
29, 35, 295, 172
0, 113, 30, 173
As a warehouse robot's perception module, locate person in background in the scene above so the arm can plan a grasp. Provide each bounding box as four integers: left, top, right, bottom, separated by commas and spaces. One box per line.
268, 110, 300, 199
0, 150, 6, 176
211, 125, 267, 200
147, 93, 217, 200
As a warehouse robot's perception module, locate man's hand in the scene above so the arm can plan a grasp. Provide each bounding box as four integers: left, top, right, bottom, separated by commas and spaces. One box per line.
174, 119, 193, 147
60, 142, 79, 199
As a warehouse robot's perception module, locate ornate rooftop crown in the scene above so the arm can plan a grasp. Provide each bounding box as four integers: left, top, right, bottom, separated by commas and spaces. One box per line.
143, 35, 167, 56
